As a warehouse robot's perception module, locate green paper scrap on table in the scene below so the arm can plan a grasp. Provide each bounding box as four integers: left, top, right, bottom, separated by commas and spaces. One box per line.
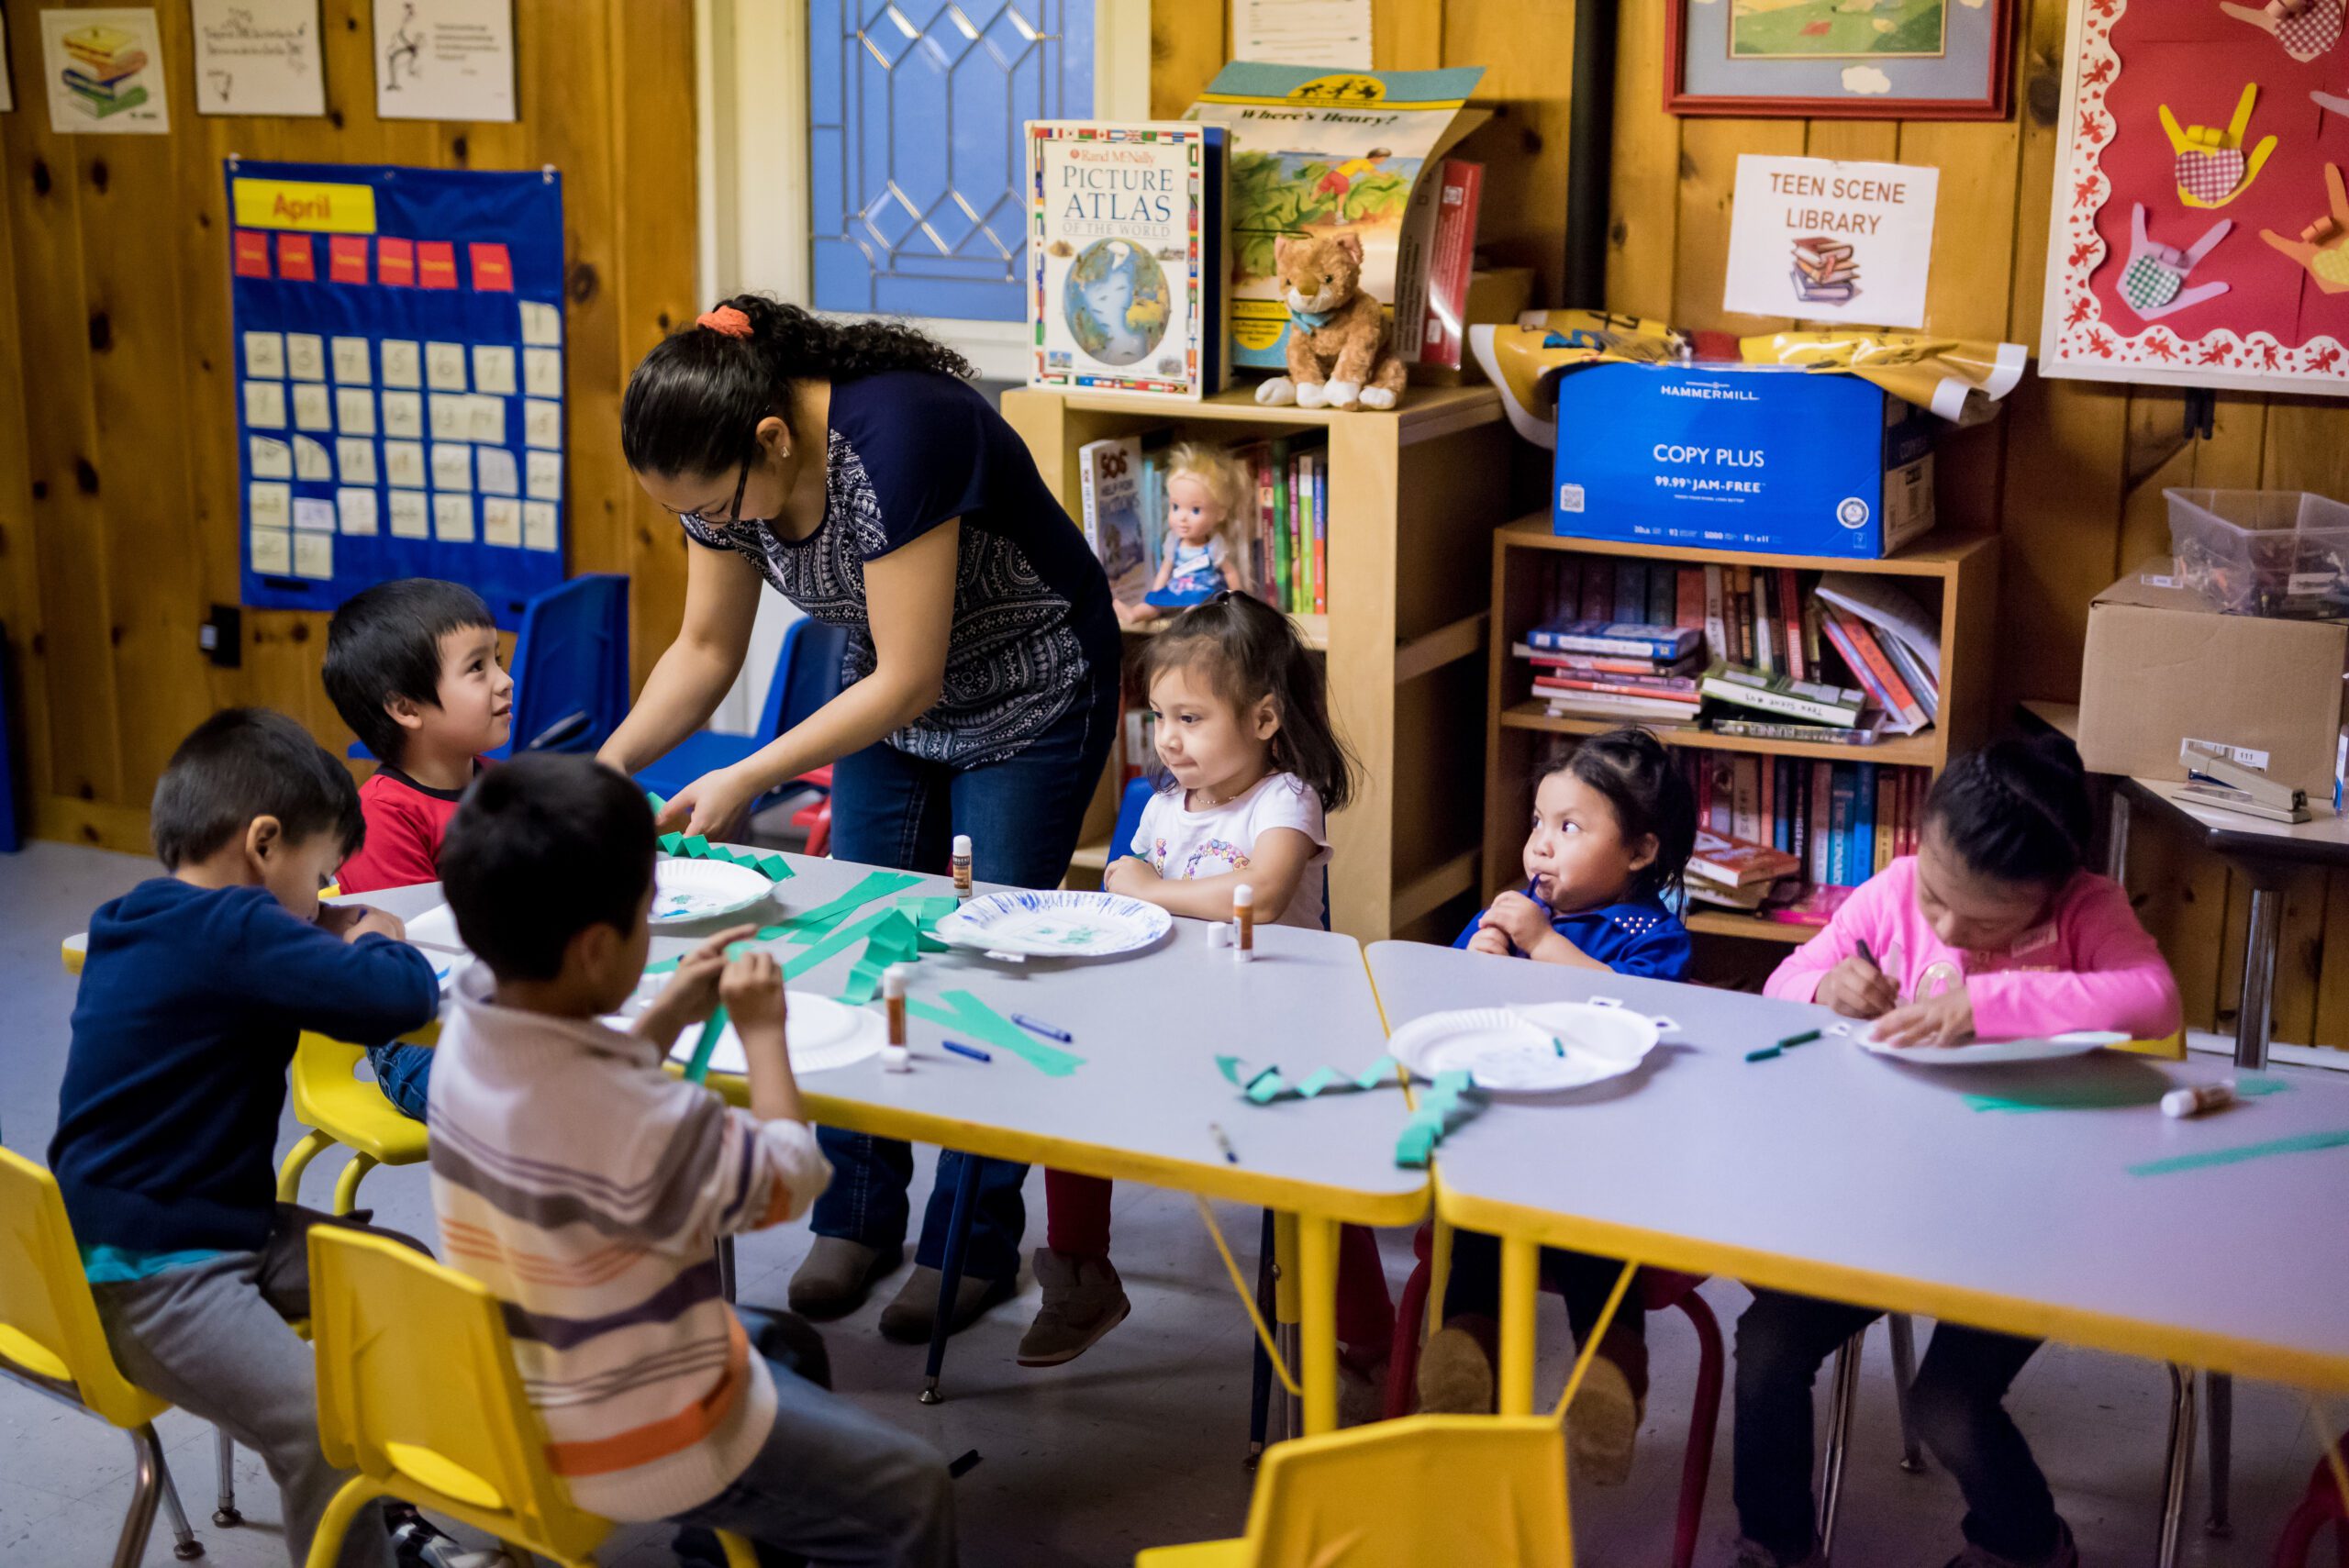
837, 911, 926, 1006
1217, 1054, 1407, 1103
778, 908, 904, 983
768, 871, 925, 940
658, 832, 684, 854
1396, 1070, 1486, 1170
1966, 1073, 2291, 1117
2128, 1126, 2349, 1177
906, 990, 1084, 1076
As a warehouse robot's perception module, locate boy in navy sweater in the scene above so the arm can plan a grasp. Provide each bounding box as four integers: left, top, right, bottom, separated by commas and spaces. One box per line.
50, 708, 440, 1568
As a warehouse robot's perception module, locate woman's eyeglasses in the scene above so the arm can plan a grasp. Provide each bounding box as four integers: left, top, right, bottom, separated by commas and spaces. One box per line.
686, 455, 754, 530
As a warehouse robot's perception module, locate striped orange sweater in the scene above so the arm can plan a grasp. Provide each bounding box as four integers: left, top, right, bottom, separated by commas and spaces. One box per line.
427, 965, 830, 1520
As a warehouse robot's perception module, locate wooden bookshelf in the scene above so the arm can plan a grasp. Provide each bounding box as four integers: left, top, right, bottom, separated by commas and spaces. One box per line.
1484, 513, 2000, 947
1006, 384, 1516, 941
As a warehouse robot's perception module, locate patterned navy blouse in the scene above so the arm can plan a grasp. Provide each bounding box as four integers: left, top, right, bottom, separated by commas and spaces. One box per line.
1453, 893, 1695, 982
680, 371, 1119, 767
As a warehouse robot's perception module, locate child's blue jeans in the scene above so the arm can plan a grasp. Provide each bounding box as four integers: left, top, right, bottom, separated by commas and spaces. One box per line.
810, 660, 1117, 1284
364, 1042, 433, 1121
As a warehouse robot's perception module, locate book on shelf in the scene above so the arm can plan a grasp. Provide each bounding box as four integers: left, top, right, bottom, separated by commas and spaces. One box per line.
1395, 159, 1484, 371
1709, 717, 1885, 746
1700, 662, 1867, 727
1688, 827, 1803, 889
1778, 568, 1806, 679
1579, 568, 1612, 624
1027, 121, 1229, 398
1529, 619, 1705, 662
1077, 436, 1151, 604
1820, 602, 1928, 734
1687, 876, 1772, 912
1516, 644, 1703, 678
1752, 569, 1777, 676
1614, 562, 1648, 627
1531, 673, 1701, 701
1702, 565, 1729, 670
1541, 690, 1702, 723
1767, 884, 1855, 928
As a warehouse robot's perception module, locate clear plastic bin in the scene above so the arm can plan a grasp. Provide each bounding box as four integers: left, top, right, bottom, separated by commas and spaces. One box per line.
2165, 488, 2349, 618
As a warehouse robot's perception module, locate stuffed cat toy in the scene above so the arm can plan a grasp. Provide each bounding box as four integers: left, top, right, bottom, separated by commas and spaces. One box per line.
1255, 232, 1407, 412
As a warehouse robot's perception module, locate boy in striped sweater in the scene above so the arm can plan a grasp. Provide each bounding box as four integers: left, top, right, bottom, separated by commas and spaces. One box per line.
427, 756, 955, 1566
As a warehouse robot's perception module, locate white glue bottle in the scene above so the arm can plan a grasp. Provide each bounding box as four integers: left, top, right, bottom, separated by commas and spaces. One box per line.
882, 965, 913, 1073
952, 834, 974, 900
2161, 1081, 2234, 1118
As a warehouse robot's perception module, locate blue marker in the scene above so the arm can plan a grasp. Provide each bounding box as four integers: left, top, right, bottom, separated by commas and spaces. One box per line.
942, 1040, 992, 1064
1011, 1013, 1074, 1043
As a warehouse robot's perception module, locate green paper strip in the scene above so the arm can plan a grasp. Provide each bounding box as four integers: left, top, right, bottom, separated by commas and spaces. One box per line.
839, 952, 891, 1006
773, 871, 927, 940
1217, 1054, 1249, 1086
1247, 1072, 1290, 1106
1396, 1124, 1437, 1168
904, 991, 1085, 1076
778, 909, 898, 981
658, 831, 685, 854
1967, 1074, 2292, 1117
646, 791, 666, 815
683, 1006, 729, 1084
918, 931, 949, 954
1353, 1056, 1403, 1091
1296, 1067, 1342, 1098
2129, 1127, 2349, 1177
1432, 1070, 1473, 1099
643, 955, 681, 976
756, 854, 795, 882
896, 894, 961, 929
683, 835, 711, 859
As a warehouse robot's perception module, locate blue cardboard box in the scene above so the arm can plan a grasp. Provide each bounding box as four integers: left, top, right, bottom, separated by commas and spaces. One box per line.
1552, 361, 1935, 558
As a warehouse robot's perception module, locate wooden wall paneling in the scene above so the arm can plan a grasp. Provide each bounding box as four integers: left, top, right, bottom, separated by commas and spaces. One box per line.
2003, 0, 2069, 346
1372, 0, 1445, 70
1442, 0, 1575, 304
1603, 0, 1678, 319
2312, 873, 2349, 1050
2118, 390, 2191, 576
1801, 121, 1897, 165
1899, 119, 2021, 345
4, 98, 125, 807
1149, 0, 1225, 117
0, 166, 54, 814
1992, 378, 2128, 711
1672, 117, 1803, 333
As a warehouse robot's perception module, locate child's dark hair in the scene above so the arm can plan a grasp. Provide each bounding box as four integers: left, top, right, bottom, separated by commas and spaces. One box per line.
1142, 591, 1356, 813
150, 707, 365, 872
1923, 734, 2093, 887
621, 295, 973, 480
323, 578, 496, 765
440, 755, 656, 982
1541, 728, 1697, 901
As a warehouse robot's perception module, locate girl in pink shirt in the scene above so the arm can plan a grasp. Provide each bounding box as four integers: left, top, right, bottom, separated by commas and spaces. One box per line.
1731, 737, 2181, 1568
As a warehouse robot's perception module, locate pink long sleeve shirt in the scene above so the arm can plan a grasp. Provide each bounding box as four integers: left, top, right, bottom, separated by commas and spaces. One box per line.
1763, 857, 2183, 1042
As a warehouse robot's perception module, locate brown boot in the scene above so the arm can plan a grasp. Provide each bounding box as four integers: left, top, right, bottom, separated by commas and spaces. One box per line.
1567, 1329, 1647, 1487
1415, 1313, 1498, 1415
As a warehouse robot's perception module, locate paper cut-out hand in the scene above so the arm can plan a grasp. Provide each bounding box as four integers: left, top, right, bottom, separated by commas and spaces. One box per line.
2117, 204, 2233, 320
2160, 85, 2278, 208
2260, 162, 2349, 294
2220, 0, 2345, 62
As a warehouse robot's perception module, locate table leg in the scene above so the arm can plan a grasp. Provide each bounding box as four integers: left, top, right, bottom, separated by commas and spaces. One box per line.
1818, 1333, 1863, 1558
1274, 1211, 1301, 1442
716, 1235, 737, 1304
1497, 1237, 1539, 1418
1247, 1208, 1275, 1467
1887, 1313, 1926, 1474
2157, 1364, 2199, 1568
2236, 883, 2282, 1070
918, 1156, 984, 1406
2106, 790, 2132, 886
1297, 1215, 1339, 1436
2204, 1371, 2233, 1538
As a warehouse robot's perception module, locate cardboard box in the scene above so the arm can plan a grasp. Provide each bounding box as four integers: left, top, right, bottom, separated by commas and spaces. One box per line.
1551, 361, 1936, 559
2077, 562, 2346, 799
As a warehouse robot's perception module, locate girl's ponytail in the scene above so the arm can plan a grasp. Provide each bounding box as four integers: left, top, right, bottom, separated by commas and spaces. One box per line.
621, 295, 974, 478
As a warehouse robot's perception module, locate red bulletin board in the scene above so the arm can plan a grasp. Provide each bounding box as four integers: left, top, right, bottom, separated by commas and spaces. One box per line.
2040, 0, 2349, 393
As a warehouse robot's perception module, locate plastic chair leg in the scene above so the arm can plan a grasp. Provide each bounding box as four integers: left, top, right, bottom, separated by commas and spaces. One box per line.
919, 1156, 985, 1405
302, 1477, 389, 1568
1887, 1311, 1926, 1473
115, 1424, 169, 1568
1385, 1251, 1432, 1421
1247, 1208, 1275, 1466
2206, 1371, 2233, 1537
213, 1427, 241, 1526
1669, 1289, 1724, 1568
1816, 1331, 1864, 1560
2156, 1363, 2199, 1568
276, 1128, 334, 1205
718, 1529, 761, 1567
331, 1151, 379, 1217
155, 1437, 205, 1560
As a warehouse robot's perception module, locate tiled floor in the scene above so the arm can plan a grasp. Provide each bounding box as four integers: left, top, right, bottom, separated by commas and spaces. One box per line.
1, 840, 2334, 1567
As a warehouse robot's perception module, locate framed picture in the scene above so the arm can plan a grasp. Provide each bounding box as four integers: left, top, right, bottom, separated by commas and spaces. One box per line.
1666, 0, 2014, 121
2038, 0, 2349, 395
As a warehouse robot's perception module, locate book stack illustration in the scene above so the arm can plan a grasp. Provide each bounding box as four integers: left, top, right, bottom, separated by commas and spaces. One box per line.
1791, 235, 1858, 306
60, 22, 150, 121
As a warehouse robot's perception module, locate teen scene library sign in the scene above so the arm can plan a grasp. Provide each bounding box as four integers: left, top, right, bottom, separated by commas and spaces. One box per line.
1725, 154, 1942, 329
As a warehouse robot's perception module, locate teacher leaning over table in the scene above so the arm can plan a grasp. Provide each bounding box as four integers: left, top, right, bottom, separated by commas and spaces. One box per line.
596, 295, 1121, 1342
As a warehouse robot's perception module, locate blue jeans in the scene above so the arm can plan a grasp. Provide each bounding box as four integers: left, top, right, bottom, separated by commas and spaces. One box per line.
365, 1042, 433, 1121
670, 1310, 956, 1567
811, 659, 1118, 1283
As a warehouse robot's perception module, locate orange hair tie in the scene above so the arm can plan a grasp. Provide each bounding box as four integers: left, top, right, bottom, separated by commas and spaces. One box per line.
696, 306, 752, 339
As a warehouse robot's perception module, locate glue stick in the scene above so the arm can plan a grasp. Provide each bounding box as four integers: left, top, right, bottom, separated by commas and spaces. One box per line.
883, 965, 912, 1073
1233, 884, 1255, 962
2162, 1081, 2235, 1119
952, 834, 974, 900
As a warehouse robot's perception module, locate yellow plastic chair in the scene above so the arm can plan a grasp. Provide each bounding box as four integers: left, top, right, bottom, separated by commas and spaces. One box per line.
277, 1032, 431, 1215
1136, 1414, 1573, 1567
304, 1226, 759, 1568
0, 1147, 208, 1565
2115, 1027, 2190, 1061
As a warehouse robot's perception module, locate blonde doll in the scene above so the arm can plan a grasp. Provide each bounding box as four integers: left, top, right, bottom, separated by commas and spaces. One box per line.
1118, 441, 1248, 623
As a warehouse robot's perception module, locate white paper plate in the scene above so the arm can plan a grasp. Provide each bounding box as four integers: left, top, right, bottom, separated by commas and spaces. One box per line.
1860, 1029, 2128, 1067
651, 859, 775, 927
401, 903, 463, 950
1389, 1002, 1663, 1094
933, 890, 1173, 960
629, 992, 885, 1076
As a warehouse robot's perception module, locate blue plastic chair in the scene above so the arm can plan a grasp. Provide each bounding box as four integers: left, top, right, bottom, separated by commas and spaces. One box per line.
635, 617, 851, 813
1106, 775, 1155, 871
347, 574, 629, 762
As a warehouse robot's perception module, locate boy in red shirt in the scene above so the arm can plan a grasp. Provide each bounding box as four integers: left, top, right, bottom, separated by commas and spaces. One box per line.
322, 579, 513, 1118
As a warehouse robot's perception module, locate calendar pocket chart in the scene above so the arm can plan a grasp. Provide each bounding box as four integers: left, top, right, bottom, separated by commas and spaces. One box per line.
229, 160, 566, 626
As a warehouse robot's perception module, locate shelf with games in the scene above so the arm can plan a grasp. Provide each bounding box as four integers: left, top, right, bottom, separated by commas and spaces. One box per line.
1005, 384, 1517, 941
1484, 512, 2000, 947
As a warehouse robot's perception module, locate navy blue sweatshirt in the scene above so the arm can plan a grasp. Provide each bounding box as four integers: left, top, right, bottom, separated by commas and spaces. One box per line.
49, 879, 440, 1256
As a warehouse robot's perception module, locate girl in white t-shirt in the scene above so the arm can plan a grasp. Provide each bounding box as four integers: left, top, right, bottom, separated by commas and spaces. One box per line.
1019, 592, 1393, 1382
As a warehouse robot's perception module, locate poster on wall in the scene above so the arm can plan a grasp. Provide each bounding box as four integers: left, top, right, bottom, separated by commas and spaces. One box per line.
228, 160, 565, 627
2039, 0, 2349, 395
1724, 154, 1940, 328
39, 7, 169, 133
373, 0, 516, 123
192, 0, 327, 117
